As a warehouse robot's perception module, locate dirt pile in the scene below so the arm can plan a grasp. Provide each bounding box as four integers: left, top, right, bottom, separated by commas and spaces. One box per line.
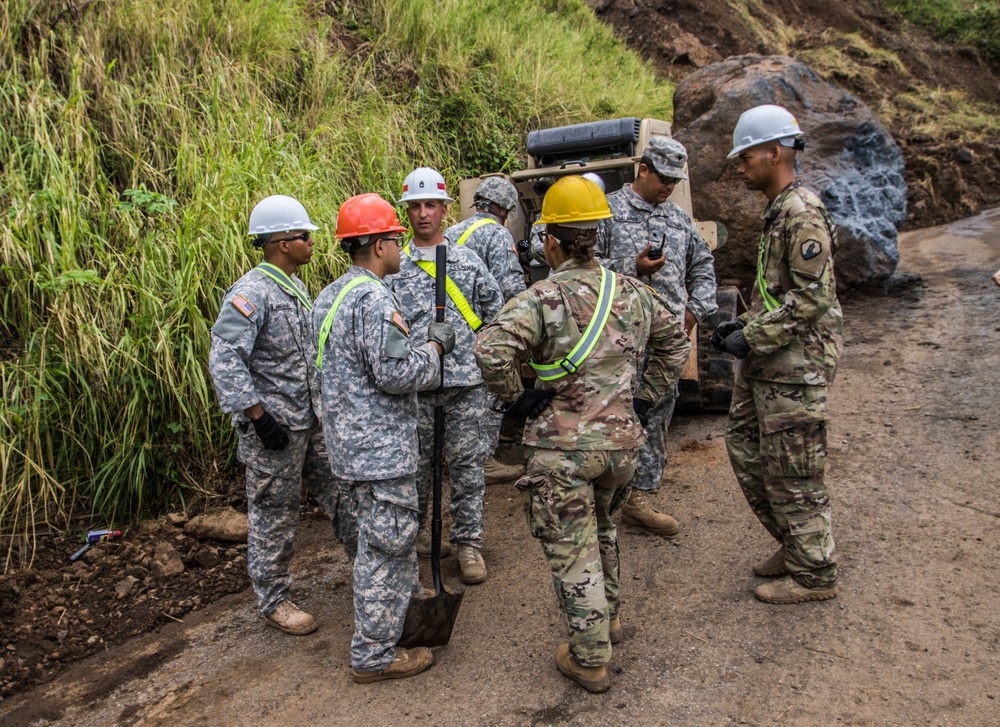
0, 516, 253, 700
587, 0, 1000, 229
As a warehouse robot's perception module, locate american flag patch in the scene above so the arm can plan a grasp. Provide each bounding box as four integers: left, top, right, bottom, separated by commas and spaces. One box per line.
232, 294, 256, 317
437, 182, 446, 191
391, 311, 409, 336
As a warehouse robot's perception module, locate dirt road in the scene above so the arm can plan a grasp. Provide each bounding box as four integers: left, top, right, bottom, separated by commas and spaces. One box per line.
3, 210, 999, 726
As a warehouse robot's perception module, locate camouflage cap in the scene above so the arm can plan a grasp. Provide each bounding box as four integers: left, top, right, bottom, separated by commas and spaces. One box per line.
643, 137, 688, 181
475, 177, 519, 211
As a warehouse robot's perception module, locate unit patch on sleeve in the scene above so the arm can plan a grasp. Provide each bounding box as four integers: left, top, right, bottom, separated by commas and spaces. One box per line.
391, 310, 410, 336
800, 240, 823, 261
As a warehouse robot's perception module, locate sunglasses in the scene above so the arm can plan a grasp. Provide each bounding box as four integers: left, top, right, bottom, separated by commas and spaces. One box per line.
654, 170, 682, 186
280, 231, 312, 244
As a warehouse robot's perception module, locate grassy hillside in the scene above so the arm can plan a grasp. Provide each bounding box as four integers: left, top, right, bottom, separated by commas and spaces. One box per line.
0, 0, 671, 560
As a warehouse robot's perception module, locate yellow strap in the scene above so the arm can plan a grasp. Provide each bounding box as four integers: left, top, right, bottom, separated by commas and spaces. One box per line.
528, 267, 617, 381
455, 217, 497, 246
403, 243, 483, 331
315, 276, 378, 368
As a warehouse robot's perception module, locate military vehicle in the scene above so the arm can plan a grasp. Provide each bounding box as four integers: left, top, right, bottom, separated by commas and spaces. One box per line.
459, 117, 740, 413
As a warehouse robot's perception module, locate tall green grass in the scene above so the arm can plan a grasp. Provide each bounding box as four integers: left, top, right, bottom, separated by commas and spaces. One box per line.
0, 0, 670, 564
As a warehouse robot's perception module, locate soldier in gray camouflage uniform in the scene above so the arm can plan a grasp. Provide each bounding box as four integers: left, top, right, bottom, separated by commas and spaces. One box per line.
475, 176, 691, 693
596, 137, 718, 537
444, 177, 527, 485
209, 194, 352, 636
313, 192, 456, 682
387, 167, 504, 585
715, 104, 843, 604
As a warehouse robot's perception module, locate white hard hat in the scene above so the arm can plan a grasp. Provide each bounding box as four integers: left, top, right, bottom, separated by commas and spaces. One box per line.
727, 104, 805, 159
581, 172, 606, 192
247, 195, 319, 235
398, 167, 454, 204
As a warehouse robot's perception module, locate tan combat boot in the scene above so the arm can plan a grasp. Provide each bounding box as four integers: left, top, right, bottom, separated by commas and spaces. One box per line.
264, 600, 317, 635
619, 490, 680, 536
555, 643, 610, 693
609, 616, 622, 645
753, 576, 838, 604
351, 646, 434, 684
415, 529, 453, 559
484, 456, 526, 485
752, 546, 789, 577
457, 544, 487, 584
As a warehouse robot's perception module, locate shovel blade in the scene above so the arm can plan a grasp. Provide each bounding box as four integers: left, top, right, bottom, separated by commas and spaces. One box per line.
398, 585, 465, 648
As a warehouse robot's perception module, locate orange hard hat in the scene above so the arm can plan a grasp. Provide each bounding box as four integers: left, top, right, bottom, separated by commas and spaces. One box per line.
335, 193, 407, 238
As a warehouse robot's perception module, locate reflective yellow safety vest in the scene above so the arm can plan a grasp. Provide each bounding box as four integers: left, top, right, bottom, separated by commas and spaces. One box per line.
256, 262, 312, 311
403, 243, 483, 332
528, 266, 617, 381
315, 276, 379, 368
455, 217, 497, 246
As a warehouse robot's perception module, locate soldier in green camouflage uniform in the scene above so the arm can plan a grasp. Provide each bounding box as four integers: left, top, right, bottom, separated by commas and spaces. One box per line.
716, 105, 844, 604
475, 176, 690, 693
314, 193, 455, 682
596, 137, 718, 536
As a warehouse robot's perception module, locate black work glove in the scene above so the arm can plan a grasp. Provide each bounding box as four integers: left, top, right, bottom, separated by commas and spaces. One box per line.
427, 322, 456, 355
252, 410, 290, 451
508, 389, 555, 418
721, 329, 751, 359
709, 318, 746, 351
633, 398, 652, 428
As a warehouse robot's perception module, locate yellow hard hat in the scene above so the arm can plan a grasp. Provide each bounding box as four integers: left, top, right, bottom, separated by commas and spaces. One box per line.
539, 176, 611, 228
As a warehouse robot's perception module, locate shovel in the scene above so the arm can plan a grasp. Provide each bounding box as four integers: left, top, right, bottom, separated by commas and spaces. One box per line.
398, 242, 465, 648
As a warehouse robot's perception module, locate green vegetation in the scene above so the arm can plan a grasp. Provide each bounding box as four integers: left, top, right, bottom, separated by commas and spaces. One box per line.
884, 0, 1000, 61
0, 0, 670, 563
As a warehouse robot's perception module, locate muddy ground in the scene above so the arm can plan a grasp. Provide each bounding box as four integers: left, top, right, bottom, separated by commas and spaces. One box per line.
0, 211, 997, 725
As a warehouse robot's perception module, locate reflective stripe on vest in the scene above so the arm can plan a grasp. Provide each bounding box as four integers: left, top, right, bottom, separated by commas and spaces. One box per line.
528, 266, 617, 381
455, 217, 497, 246
403, 243, 483, 332
256, 262, 312, 311
315, 276, 378, 368
755, 233, 781, 312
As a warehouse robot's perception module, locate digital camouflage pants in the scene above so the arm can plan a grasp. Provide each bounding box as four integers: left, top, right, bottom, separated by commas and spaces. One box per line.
350, 474, 420, 673
416, 384, 490, 548
517, 447, 637, 667
240, 425, 353, 615
725, 373, 837, 588
634, 383, 678, 492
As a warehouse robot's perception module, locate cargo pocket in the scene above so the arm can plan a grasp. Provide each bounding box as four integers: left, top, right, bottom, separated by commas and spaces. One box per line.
766, 422, 827, 478
515, 471, 561, 541
361, 497, 419, 556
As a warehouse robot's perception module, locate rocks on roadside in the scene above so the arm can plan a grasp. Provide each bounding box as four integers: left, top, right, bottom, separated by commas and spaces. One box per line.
183, 508, 248, 543
151, 542, 185, 579
165, 512, 189, 527
672, 54, 907, 290
193, 547, 221, 570
114, 575, 139, 599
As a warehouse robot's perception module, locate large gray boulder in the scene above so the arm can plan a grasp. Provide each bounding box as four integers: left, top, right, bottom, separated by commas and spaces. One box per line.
673, 55, 906, 289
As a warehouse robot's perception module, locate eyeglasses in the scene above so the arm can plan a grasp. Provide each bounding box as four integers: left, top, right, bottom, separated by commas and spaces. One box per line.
280, 231, 312, 244
378, 235, 405, 248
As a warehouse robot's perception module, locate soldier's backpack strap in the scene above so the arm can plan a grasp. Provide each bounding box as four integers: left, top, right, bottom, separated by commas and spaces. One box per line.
403, 243, 484, 332
528, 266, 617, 382
256, 262, 312, 311
315, 276, 379, 368
455, 217, 497, 246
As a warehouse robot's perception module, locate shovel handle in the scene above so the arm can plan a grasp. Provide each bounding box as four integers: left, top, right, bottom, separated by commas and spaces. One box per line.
431, 243, 447, 593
